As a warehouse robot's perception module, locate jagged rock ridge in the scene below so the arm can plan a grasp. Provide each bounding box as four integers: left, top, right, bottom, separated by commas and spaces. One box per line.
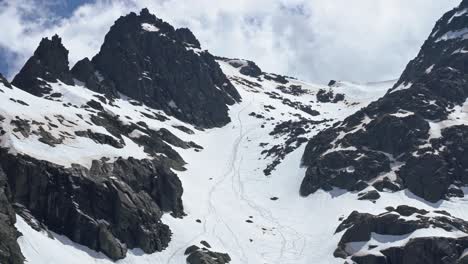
13, 9, 240, 129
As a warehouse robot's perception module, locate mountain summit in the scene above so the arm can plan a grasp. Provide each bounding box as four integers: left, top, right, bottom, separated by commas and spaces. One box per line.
12, 35, 74, 96
81, 8, 240, 128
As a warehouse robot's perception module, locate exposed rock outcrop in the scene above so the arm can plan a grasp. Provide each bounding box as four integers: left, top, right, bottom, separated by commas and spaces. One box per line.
223, 58, 262, 78
185, 244, 231, 264
335, 206, 468, 264
0, 150, 183, 260
316, 88, 344, 103
0, 167, 24, 264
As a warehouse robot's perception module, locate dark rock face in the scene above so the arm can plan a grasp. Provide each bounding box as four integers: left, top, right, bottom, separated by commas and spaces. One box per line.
85, 8, 240, 128
301, 148, 391, 196
12, 35, 74, 96
239, 61, 262, 77
373, 177, 402, 193
396, 124, 468, 202
351, 254, 387, 264
399, 154, 450, 203
357, 190, 381, 201
300, 1, 468, 203
185, 244, 231, 264
349, 114, 429, 157
0, 150, 184, 260
432, 125, 468, 185
335, 207, 468, 264
0, 167, 24, 264
393, 237, 468, 264
71, 58, 118, 96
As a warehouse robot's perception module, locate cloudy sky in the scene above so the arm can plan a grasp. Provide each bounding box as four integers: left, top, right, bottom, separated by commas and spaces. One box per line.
0, 0, 461, 84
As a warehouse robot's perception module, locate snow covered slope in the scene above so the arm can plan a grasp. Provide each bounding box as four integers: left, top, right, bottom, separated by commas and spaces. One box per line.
3, 56, 393, 263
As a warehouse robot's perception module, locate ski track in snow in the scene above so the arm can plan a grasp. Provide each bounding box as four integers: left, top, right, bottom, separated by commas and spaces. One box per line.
166, 98, 254, 264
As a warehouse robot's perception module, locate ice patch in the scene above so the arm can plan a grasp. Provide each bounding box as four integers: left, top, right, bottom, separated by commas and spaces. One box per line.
168, 100, 177, 109
425, 64, 435, 74
390, 82, 412, 94
141, 23, 159, 32
448, 8, 468, 24
94, 71, 104, 82
390, 111, 414, 118
435, 28, 468, 42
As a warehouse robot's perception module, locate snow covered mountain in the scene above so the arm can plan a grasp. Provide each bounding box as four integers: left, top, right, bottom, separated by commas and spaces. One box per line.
1, 3, 468, 264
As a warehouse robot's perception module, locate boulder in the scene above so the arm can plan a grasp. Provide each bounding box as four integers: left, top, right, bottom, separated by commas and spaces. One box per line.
358, 190, 381, 201
185, 245, 231, 264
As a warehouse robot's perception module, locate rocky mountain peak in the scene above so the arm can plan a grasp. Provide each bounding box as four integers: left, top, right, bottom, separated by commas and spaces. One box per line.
35, 34, 67, 61
12, 34, 74, 96
392, 1, 468, 91
86, 8, 240, 128
301, 0, 468, 203
174, 27, 201, 48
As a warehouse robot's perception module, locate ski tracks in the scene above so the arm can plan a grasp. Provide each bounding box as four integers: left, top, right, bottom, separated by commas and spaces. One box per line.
166, 100, 253, 264
168, 93, 307, 263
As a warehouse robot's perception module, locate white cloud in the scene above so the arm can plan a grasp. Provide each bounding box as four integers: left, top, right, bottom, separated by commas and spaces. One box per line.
0, 0, 461, 83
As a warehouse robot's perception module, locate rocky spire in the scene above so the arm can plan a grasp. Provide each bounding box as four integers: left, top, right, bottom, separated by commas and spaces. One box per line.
12, 35, 73, 96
